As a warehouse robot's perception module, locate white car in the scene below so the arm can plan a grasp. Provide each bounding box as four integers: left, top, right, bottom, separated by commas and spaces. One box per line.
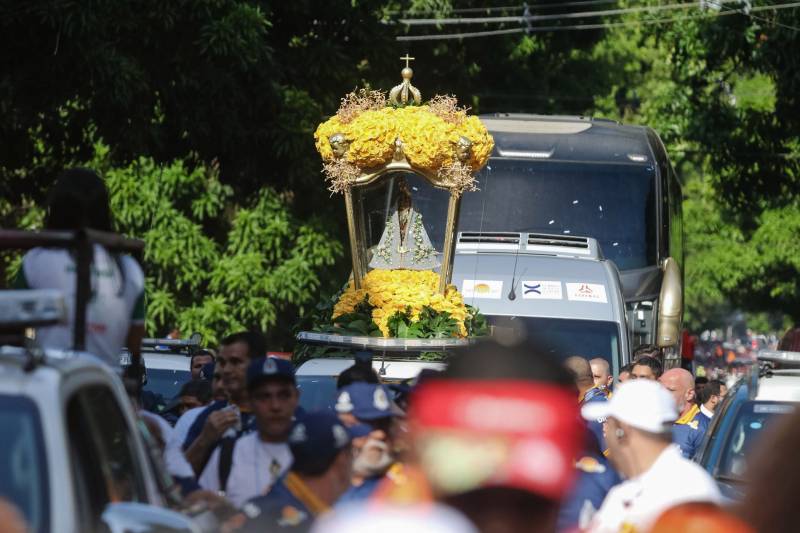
142, 350, 192, 402
0, 290, 204, 533
0, 346, 202, 533
295, 357, 445, 414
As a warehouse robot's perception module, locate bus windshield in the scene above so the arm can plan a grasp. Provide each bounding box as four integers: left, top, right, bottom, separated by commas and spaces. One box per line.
459, 159, 657, 270
361, 160, 657, 271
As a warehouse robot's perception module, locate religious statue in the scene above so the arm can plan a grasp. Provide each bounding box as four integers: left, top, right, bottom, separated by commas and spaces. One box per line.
369, 177, 441, 271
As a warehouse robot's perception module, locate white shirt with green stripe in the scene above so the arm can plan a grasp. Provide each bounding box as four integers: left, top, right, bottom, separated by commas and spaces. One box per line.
17, 244, 145, 368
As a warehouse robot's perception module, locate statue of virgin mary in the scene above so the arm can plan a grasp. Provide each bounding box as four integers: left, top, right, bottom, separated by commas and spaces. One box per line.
369, 177, 441, 271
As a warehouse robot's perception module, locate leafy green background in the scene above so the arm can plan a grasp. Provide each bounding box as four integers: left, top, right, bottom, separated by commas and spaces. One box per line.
2, 1, 798, 347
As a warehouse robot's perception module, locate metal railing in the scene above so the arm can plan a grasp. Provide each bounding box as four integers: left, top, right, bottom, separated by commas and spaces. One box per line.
0, 229, 144, 351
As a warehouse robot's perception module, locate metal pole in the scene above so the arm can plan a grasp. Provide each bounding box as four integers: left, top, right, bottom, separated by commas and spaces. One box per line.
73, 230, 91, 351
344, 189, 365, 289
438, 192, 462, 293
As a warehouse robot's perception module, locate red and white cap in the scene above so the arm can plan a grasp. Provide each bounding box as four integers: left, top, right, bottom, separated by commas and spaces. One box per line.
409, 380, 584, 501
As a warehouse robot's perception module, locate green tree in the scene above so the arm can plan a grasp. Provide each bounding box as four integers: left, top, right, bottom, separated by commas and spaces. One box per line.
6, 144, 343, 347
0, 0, 397, 211
586, 4, 800, 326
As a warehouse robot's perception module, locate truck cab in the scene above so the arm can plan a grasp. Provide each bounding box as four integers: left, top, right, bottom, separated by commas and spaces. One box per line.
0, 290, 201, 533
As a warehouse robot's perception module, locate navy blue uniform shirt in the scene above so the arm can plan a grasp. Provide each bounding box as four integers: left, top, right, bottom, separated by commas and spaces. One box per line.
581, 386, 609, 453
238, 473, 329, 533
672, 404, 710, 459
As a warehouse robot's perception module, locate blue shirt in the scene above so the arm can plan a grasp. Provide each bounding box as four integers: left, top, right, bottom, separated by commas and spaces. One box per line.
558, 453, 622, 532
672, 405, 710, 459
238, 473, 329, 533
581, 387, 609, 453
336, 476, 383, 505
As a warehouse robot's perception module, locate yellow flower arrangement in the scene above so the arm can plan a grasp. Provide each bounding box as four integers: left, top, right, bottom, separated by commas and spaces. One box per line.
313, 101, 494, 193
333, 269, 469, 337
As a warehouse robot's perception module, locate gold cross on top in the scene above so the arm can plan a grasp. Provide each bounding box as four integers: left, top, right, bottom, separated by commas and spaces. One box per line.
400, 54, 415, 68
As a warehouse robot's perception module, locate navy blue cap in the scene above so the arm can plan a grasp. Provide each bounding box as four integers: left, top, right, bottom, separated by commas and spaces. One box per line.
246, 356, 295, 389
199, 362, 216, 381
335, 382, 394, 421
288, 412, 352, 475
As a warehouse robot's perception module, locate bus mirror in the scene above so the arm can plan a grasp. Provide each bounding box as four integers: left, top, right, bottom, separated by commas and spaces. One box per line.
656, 257, 682, 348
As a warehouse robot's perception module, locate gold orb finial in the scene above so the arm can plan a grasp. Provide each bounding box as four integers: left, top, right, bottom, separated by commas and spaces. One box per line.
390, 55, 421, 106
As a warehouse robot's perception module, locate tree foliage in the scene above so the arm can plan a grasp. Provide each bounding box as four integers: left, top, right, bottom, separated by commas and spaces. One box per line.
3, 0, 799, 341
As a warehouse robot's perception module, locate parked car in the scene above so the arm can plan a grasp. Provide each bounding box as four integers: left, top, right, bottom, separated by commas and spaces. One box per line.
694, 350, 800, 499
0, 290, 201, 533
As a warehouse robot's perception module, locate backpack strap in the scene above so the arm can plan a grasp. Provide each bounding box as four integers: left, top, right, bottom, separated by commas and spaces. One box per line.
218, 437, 237, 493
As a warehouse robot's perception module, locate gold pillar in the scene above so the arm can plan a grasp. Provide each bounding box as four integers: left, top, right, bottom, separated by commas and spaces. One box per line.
438, 191, 462, 294
344, 189, 366, 289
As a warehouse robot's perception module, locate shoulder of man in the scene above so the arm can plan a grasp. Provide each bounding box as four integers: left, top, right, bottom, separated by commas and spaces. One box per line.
182, 400, 228, 450
693, 410, 711, 431
583, 387, 609, 403
237, 483, 312, 532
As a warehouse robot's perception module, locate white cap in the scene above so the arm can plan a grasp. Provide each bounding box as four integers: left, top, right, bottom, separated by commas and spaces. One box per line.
581, 379, 678, 434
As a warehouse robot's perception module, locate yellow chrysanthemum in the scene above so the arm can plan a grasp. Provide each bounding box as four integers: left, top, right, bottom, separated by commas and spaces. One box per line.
333, 269, 471, 337
346, 109, 397, 168
313, 99, 494, 187
314, 116, 345, 162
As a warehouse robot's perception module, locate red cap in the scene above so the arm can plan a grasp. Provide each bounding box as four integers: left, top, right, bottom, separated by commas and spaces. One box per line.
409, 380, 584, 501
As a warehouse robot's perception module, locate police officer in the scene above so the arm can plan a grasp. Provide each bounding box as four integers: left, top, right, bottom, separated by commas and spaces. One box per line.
235, 412, 354, 532
198, 356, 297, 507
334, 382, 398, 503
660, 368, 709, 458
559, 357, 621, 532
565, 356, 609, 451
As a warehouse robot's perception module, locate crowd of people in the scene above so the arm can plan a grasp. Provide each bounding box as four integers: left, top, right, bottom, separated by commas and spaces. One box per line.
126, 331, 800, 533
11, 167, 800, 532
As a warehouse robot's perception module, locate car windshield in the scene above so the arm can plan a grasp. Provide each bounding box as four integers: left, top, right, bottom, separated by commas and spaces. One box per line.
405, 159, 657, 271
296, 375, 340, 413
144, 368, 191, 401
717, 401, 795, 481
0, 395, 49, 533
489, 316, 621, 374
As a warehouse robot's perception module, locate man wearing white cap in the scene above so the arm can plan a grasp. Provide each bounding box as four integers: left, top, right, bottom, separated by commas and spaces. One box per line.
581, 380, 721, 533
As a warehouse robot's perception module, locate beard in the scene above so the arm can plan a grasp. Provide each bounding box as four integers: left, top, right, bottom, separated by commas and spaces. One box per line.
353, 438, 394, 477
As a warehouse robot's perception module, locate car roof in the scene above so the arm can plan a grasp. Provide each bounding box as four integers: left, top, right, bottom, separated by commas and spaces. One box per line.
0, 345, 121, 394
142, 352, 190, 371
296, 358, 445, 380
756, 370, 800, 402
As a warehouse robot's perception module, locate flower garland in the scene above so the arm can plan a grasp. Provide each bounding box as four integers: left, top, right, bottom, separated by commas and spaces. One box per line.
314, 93, 494, 195
333, 269, 470, 337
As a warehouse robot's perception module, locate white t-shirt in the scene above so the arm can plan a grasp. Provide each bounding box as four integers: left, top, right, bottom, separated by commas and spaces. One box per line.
165, 406, 206, 479
198, 432, 292, 508
587, 444, 721, 533
18, 245, 145, 367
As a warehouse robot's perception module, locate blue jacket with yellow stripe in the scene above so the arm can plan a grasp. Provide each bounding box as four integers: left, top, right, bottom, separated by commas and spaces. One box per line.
672, 404, 710, 459
237, 472, 329, 533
